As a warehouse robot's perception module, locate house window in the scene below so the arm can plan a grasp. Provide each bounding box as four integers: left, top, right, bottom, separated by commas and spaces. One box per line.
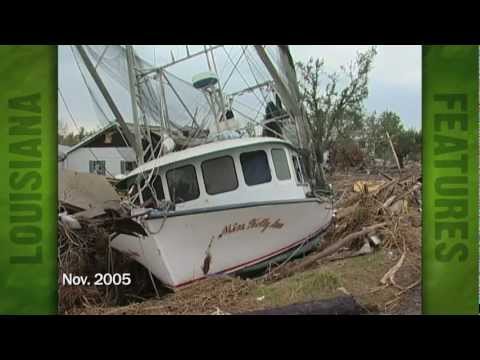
292, 155, 304, 184
166, 165, 200, 204
121, 160, 137, 175
271, 148, 291, 181
240, 150, 271, 186
201, 156, 238, 195
89, 160, 106, 176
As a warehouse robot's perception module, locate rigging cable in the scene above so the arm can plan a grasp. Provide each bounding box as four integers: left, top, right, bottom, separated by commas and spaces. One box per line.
70, 45, 138, 169
58, 88, 116, 178
221, 46, 248, 92
222, 46, 265, 108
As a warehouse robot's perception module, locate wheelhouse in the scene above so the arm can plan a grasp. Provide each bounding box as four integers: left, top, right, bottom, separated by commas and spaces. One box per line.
117, 138, 312, 211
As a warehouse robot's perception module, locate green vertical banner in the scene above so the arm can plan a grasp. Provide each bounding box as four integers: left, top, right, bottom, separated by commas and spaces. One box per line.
423, 45, 479, 314
0, 46, 57, 314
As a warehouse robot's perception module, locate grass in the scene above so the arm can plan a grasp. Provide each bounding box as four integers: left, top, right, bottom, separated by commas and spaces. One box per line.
255, 270, 340, 307
77, 248, 420, 315
240, 249, 417, 313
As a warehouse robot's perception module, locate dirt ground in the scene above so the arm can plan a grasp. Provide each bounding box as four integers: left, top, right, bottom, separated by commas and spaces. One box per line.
67, 165, 422, 316
74, 248, 420, 315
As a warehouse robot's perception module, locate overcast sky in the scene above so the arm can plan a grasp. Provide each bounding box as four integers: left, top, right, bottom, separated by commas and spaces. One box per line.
58, 45, 421, 132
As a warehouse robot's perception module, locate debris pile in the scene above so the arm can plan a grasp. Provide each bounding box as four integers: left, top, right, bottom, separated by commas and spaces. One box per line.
58, 169, 153, 314
336, 168, 422, 310
332, 169, 421, 255
57, 166, 421, 315
75, 276, 255, 315
263, 166, 421, 312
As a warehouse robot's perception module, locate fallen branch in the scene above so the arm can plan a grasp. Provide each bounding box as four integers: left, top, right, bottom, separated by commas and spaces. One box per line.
336, 203, 359, 221
386, 131, 401, 172
373, 178, 398, 197
380, 252, 406, 286
335, 192, 362, 208
283, 222, 388, 277
378, 171, 394, 181
391, 183, 422, 204
384, 279, 420, 310
395, 279, 421, 297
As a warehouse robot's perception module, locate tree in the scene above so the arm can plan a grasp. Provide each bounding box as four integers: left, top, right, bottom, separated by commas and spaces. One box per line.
362, 111, 382, 160
395, 128, 422, 166
361, 111, 421, 169
296, 47, 377, 163
379, 111, 404, 138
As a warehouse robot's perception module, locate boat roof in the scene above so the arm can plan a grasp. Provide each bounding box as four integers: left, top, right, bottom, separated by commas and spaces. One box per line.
127, 137, 295, 178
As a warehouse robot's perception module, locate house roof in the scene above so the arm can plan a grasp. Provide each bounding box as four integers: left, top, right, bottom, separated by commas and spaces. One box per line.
58, 144, 72, 161
59, 144, 71, 154
64, 122, 165, 156
65, 123, 120, 155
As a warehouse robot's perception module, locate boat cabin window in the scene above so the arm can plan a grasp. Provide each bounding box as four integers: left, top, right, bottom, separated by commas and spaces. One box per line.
137, 170, 165, 206
166, 165, 200, 204
292, 155, 305, 184
240, 150, 272, 186
201, 156, 238, 195
120, 170, 165, 206
271, 148, 291, 181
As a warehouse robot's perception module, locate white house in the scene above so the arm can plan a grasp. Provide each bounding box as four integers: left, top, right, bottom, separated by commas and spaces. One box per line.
59, 123, 143, 178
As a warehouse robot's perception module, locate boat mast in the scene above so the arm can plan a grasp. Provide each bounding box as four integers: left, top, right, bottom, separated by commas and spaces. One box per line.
126, 45, 146, 165
157, 69, 171, 132
202, 45, 227, 133
208, 45, 227, 124
74, 45, 137, 155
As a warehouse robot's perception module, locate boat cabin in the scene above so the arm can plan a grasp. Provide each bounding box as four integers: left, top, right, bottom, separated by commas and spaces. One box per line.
117, 137, 312, 211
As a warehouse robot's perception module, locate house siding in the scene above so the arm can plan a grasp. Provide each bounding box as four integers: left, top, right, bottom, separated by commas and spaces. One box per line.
62, 147, 136, 177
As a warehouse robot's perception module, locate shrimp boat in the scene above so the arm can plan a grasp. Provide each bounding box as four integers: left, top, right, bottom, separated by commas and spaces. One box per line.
71, 45, 334, 288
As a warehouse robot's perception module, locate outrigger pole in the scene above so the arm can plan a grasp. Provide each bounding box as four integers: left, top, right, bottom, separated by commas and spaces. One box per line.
253, 45, 304, 148
74, 45, 141, 163
125, 45, 146, 165
254, 45, 326, 187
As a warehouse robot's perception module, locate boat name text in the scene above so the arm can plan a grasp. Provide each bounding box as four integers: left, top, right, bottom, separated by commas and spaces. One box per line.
219, 218, 284, 237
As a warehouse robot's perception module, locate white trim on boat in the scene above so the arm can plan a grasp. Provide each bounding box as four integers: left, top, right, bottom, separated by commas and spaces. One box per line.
147, 198, 330, 219
126, 137, 295, 178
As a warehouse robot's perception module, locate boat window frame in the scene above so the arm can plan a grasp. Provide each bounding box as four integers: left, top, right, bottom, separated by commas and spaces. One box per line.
122, 168, 166, 206
166, 164, 201, 204
139, 168, 166, 204
239, 149, 272, 186
271, 147, 292, 181
201, 155, 239, 195
299, 155, 310, 183
292, 153, 306, 185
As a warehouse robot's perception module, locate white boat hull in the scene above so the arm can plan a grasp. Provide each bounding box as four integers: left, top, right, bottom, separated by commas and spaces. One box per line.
111, 198, 333, 288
